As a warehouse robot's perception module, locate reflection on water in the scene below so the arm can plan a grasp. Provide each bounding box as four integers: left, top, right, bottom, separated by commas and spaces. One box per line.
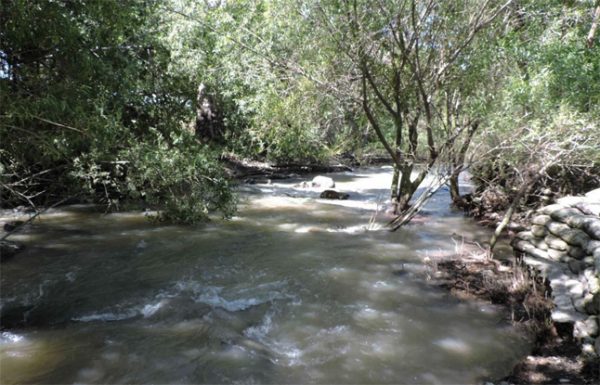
0, 168, 528, 384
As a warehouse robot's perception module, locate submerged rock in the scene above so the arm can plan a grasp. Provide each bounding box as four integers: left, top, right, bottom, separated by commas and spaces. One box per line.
319, 190, 349, 200
3, 220, 24, 232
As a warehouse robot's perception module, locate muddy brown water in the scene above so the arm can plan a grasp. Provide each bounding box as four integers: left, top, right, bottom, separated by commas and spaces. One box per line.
0, 167, 529, 384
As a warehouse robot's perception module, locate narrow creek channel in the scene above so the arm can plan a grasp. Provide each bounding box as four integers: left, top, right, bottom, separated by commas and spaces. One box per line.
0, 167, 530, 384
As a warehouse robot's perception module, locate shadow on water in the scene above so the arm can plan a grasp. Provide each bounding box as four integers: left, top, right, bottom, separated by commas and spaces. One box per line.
0, 167, 529, 384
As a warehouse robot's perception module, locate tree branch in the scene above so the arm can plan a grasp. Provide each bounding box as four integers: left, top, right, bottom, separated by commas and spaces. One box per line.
361, 74, 401, 167
587, 4, 600, 48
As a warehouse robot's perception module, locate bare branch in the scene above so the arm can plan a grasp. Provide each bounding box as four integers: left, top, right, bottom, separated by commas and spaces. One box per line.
435, 0, 513, 82
361, 74, 401, 167
32, 116, 87, 134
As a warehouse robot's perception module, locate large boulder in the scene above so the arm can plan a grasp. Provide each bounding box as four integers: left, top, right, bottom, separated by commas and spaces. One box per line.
311, 176, 335, 188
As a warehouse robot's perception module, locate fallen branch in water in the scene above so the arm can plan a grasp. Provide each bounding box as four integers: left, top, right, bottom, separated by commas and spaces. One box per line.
1, 196, 74, 242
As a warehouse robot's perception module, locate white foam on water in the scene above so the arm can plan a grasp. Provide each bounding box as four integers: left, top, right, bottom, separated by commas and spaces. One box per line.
434, 337, 472, 354
194, 287, 271, 312
244, 310, 275, 340
1, 332, 30, 358
321, 325, 350, 335
264, 341, 304, 367
65, 271, 77, 282
173, 279, 296, 312
294, 226, 320, 233
142, 300, 165, 318
73, 308, 140, 322
198, 293, 253, 312
372, 280, 396, 290
0, 331, 25, 344
72, 296, 168, 323
72, 278, 296, 326
356, 306, 379, 320
239, 304, 308, 367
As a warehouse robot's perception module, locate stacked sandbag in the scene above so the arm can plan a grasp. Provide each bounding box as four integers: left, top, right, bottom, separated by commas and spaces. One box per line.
512, 188, 600, 356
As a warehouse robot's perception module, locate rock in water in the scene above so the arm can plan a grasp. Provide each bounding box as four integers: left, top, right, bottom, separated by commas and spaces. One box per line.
320, 190, 349, 200
311, 176, 335, 188
3, 220, 24, 232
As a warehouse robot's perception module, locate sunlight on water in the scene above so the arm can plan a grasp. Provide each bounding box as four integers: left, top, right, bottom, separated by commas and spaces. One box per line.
0, 168, 528, 384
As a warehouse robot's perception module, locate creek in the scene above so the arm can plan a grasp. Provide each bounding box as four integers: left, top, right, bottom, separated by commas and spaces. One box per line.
0, 167, 529, 384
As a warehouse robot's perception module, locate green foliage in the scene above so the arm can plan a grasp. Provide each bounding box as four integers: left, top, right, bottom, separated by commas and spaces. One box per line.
471, 0, 600, 198
2, 0, 598, 224
159, 0, 369, 163
1, 0, 236, 223
253, 86, 331, 164
120, 132, 236, 223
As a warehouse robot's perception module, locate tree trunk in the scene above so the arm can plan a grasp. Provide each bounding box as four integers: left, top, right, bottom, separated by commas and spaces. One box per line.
195, 83, 222, 142
390, 166, 400, 212
449, 121, 479, 206
587, 5, 600, 48
397, 163, 416, 212
389, 173, 452, 230
390, 112, 406, 213
449, 174, 462, 205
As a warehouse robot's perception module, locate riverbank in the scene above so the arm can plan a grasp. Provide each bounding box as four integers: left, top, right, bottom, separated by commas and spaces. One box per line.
432, 250, 599, 384
219, 152, 392, 183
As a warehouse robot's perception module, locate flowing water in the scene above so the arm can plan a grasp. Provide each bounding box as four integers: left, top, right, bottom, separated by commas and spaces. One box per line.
0, 167, 529, 384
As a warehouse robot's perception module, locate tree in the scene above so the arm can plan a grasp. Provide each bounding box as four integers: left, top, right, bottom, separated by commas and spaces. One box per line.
0, 0, 236, 223
468, 0, 600, 248
168, 0, 513, 226
293, 0, 511, 227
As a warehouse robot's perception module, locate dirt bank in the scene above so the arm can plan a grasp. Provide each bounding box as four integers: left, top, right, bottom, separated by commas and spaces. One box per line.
220, 153, 354, 182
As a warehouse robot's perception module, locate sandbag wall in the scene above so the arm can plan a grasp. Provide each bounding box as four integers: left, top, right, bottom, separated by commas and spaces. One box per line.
512, 189, 600, 356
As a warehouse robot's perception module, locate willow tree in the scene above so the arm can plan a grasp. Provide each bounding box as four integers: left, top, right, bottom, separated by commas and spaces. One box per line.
295, 0, 511, 227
